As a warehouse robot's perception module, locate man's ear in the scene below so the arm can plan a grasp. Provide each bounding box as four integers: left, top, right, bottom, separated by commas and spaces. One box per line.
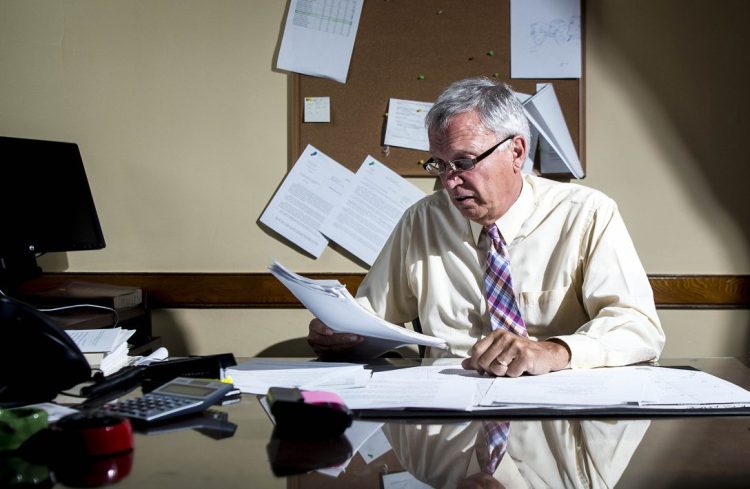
511, 136, 527, 172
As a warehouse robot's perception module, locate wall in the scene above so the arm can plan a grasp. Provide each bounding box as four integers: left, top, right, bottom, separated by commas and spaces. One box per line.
1, 0, 748, 358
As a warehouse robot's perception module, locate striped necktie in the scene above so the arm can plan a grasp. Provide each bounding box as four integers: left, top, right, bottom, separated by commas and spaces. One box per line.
478, 224, 527, 473
483, 224, 527, 337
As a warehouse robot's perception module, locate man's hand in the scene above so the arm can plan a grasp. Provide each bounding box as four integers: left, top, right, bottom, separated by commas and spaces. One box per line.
461, 330, 571, 377
307, 318, 364, 357
457, 472, 506, 489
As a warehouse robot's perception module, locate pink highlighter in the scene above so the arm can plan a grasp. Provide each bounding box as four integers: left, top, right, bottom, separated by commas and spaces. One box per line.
267, 387, 353, 439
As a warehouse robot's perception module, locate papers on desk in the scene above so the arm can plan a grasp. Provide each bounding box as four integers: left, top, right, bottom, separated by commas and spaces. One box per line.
335, 365, 485, 411
240, 359, 750, 414
478, 366, 750, 410
66, 327, 135, 376
269, 261, 448, 356
227, 358, 371, 395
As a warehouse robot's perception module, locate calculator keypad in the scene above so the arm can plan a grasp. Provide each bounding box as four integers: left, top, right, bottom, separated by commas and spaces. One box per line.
103, 394, 202, 421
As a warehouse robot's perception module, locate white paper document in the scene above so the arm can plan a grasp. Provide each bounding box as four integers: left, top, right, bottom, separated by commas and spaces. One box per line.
522, 83, 583, 178
510, 0, 582, 78
260, 144, 353, 257
65, 327, 135, 353
226, 358, 371, 394
383, 98, 434, 151
479, 366, 750, 409
276, 0, 364, 83
304, 96, 331, 122
334, 369, 477, 411
319, 156, 425, 266
636, 366, 750, 407
269, 261, 448, 354
480, 367, 654, 407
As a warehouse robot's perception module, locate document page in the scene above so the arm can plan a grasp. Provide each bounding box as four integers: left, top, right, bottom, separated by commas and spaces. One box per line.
334, 370, 477, 411
226, 358, 371, 394
319, 156, 425, 265
276, 0, 364, 83
479, 367, 653, 407
269, 261, 448, 351
383, 98, 433, 151
510, 0, 581, 78
522, 83, 583, 178
637, 366, 750, 406
260, 145, 353, 257
66, 328, 135, 353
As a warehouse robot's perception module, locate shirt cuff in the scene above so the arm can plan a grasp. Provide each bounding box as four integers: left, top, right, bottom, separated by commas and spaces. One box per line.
549, 334, 606, 370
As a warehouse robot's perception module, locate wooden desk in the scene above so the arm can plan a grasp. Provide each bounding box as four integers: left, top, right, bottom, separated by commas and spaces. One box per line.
43, 358, 749, 488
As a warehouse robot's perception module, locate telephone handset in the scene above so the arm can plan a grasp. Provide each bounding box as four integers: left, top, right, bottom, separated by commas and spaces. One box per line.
0, 295, 91, 407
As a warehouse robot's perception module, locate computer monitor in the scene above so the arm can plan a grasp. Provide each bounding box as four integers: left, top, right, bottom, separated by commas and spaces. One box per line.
0, 136, 106, 288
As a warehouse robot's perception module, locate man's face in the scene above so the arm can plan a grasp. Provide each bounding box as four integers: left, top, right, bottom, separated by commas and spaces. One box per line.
429, 111, 525, 226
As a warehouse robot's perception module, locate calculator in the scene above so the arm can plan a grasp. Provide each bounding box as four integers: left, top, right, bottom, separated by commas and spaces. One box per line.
100, 377, 235, 422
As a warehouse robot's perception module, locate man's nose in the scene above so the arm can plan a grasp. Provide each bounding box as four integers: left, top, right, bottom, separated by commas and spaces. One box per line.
441, 171, 462, 189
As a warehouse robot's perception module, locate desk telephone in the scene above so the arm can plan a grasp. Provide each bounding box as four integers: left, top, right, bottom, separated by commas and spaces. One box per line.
0, 296, 91, 407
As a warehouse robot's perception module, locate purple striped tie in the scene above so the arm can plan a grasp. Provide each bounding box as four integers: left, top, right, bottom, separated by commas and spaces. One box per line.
483, 224, 527, 337
478, 224, 526, 473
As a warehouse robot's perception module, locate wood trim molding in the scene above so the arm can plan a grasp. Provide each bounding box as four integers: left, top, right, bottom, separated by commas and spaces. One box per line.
18, 273, 750, 310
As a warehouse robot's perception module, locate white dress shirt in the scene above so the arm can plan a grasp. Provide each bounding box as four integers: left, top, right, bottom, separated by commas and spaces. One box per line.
356, 174, 664, 368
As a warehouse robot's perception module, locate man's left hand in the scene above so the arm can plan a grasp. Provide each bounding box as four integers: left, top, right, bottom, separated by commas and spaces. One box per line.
461, 330, 571, 377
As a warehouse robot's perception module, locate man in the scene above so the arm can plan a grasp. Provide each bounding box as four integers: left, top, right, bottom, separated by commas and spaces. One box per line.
308, 77, 664, 376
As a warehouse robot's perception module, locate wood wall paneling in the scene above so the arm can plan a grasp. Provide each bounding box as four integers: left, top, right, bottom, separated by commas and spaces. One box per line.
18, 273, 750, 309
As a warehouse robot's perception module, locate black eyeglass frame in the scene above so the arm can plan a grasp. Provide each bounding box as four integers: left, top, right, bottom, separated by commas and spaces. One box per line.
422, 134, 516, 176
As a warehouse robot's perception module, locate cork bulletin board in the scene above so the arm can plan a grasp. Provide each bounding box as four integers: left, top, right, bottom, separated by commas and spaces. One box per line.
290, 0, 585, 178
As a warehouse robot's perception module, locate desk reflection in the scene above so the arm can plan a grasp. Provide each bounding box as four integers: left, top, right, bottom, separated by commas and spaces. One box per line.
383, 419, 650, 489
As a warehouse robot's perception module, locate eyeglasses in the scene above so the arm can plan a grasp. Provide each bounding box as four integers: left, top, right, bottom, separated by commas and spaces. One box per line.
422, 134, 516, 176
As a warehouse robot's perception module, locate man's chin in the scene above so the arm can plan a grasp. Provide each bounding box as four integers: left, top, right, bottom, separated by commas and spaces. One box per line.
456, 206, 485, 222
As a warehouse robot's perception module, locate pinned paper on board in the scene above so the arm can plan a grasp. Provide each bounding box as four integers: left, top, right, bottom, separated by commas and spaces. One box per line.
276, 0, 364, 83
304, 96, 331, 123
319, 156, 425, 266
510, 0, 582, 79
259, 145, 353, 257
520, 83, 583, 178
383, 98, 433, 152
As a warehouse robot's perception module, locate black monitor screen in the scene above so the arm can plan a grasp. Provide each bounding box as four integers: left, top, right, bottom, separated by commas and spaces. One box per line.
0, 137, 105, 272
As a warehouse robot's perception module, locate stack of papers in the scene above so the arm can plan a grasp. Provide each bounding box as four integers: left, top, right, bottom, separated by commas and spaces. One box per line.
239, 360, 750, 413
227, 359, 371, 395
66, 327, 135, 376
269, 261, 448, 356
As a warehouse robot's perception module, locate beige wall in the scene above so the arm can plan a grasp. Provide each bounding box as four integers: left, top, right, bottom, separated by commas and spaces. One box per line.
1, 1, 748, 358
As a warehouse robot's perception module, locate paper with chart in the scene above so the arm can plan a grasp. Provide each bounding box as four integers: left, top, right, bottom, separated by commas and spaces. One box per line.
260, 145, 353, 257
510, 0, 581, 78
319, 156, 425, 266
269, 260, 447, 353
383, 98, 433, 151
276, 0, 364, 83
522, 83, 583, 178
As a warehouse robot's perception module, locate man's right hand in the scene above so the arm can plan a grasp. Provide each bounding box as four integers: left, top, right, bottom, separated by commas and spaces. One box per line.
307, 318, 364, 357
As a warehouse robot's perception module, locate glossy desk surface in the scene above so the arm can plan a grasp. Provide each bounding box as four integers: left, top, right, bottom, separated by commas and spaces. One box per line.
61, 358, 750, 488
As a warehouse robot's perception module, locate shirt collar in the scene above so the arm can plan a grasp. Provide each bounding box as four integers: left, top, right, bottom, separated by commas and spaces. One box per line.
470, 175, 533, 246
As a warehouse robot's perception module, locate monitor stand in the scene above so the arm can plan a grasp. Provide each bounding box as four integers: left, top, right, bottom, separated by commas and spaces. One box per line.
0, 252, 42, 292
